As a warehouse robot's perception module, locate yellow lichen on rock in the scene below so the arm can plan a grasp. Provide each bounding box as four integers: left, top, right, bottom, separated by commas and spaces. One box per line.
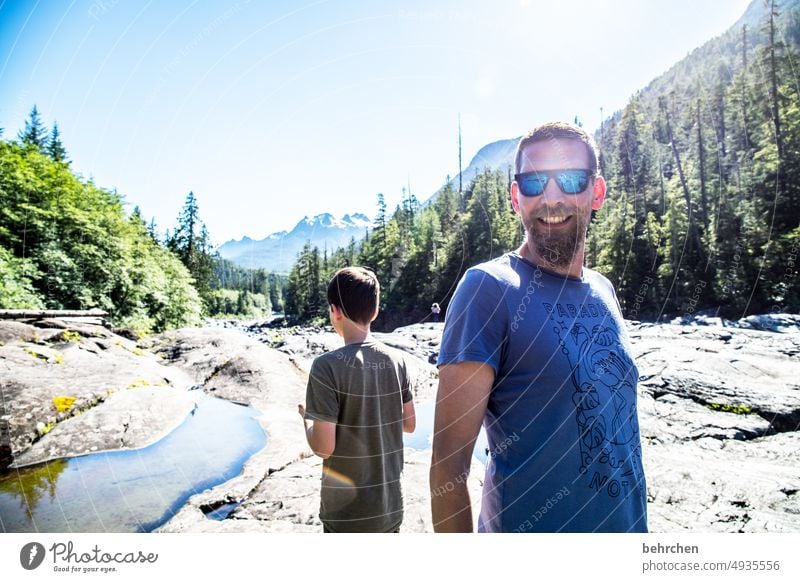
53, 396, 77, 412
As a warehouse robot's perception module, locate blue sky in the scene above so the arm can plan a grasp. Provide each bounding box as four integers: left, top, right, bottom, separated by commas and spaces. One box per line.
0, 0, 752, 246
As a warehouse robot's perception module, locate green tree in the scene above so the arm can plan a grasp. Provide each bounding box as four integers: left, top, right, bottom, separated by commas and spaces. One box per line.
285, 242, 324, 321
167, 191, 215, 308
18, 105, 47, 149
46, 123, 68, 163
0, 245, 44, 308
0, 137, 203, 332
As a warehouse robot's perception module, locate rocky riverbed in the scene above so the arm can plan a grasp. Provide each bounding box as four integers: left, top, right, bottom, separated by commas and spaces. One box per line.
1, 314, 798, 532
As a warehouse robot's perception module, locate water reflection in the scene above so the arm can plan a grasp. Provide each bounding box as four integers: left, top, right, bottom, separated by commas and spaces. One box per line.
0, 394, 266, 532
403, 400, 488, 463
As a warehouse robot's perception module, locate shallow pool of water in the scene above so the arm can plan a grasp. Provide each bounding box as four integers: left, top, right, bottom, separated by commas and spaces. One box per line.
0, 393, 266, 532
403, 401, 489, 463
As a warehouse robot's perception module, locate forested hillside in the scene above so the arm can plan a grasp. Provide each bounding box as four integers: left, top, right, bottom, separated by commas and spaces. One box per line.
0, 125, 204, 333
588, 0, 800, 319
3, 1, 797, 333
0, 112, 280, 331
286, 0, 800, 328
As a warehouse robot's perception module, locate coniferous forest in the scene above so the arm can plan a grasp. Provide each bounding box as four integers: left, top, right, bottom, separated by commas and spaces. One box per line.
286, 0, 800, 329
0, 110, 283, 333
1, 1, 798, 332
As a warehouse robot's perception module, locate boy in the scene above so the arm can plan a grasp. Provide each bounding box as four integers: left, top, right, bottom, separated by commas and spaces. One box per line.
298, 266, 416, 533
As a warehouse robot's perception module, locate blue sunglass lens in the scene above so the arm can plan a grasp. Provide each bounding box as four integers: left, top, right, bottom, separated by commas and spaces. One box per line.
557, 170, 589, 194
518, 174, 547, 196
516, 170, 591, 196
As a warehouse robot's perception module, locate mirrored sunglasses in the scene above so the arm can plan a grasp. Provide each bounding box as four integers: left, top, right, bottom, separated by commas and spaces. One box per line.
514, 169, 593, 197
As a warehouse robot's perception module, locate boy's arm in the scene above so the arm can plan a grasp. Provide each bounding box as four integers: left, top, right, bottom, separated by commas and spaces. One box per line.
298, 404, 336, 459
402, 399, 416, 433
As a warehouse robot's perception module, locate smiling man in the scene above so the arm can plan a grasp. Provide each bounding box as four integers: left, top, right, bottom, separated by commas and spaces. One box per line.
430, 120, 648, 533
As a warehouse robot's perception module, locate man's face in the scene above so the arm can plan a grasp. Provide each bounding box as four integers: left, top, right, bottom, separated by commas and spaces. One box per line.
510, 138, 605, 270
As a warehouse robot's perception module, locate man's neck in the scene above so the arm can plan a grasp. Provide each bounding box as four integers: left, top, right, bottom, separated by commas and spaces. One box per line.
516, 241, 585, 279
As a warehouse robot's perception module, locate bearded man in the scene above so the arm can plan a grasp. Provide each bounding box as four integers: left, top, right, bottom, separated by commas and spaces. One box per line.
430, 120, 648, 533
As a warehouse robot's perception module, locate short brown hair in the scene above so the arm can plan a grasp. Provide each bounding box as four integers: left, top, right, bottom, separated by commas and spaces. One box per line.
514, 120, 600, 175
327, 267, 380, 325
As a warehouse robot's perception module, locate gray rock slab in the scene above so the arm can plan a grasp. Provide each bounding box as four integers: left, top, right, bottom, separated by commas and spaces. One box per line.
124, 320, 800, 533
733, 313, 800, 334
0, 321, 44, 345
639, 393, 773, 443
10, 386, 199, 468
127, 318, 800, 532
644, 432, 800, 532
0, 320, 195, 468
151, 328, 312, 531
139, 326, 308, 407
631, 323, 800, 432
159, 441, 484, 533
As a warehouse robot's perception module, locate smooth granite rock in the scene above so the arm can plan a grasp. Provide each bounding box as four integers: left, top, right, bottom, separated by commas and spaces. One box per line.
3, 314, 798, 533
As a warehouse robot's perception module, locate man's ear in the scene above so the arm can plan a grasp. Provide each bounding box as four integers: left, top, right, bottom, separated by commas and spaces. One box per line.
510, 181, 522, 214
591, 175, 606, 211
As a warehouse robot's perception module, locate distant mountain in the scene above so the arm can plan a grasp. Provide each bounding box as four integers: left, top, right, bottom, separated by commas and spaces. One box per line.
453, 138, 519, 189
423, 1, 799, 208
424, 137, 519, 206
217, 212, 372, 272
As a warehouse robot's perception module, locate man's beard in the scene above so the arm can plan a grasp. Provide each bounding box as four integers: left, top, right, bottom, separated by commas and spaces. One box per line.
521, 207, 590, 269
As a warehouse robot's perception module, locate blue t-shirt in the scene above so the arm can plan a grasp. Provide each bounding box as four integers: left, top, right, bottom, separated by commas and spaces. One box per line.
437, 252, 648, 532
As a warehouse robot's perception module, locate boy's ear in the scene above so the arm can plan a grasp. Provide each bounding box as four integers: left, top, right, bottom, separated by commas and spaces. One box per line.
370, 305, 379, 322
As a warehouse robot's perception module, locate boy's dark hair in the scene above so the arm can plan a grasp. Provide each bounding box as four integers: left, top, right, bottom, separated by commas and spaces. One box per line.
327, 267, 380, 325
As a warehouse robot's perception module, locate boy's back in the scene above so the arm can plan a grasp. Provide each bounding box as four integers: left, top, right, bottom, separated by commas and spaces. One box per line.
305, 338, 413, 533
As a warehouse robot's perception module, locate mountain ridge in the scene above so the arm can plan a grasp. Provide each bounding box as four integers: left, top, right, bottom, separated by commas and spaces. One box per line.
217, 212, 371, 272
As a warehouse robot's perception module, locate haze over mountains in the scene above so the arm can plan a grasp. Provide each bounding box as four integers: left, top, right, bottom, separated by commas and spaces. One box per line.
217, 213, 371, 272
217, 0, 797, 274
216, 139, 520, 271
440, 137, 518, 203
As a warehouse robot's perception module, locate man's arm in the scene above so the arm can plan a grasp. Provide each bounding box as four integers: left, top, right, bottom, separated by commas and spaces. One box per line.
298, 404, 336, 459
430, 361, 494, 532
402, 399, 416, 433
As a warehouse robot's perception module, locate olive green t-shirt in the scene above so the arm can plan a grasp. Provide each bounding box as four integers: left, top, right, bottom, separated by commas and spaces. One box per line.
304, 338, 414, 533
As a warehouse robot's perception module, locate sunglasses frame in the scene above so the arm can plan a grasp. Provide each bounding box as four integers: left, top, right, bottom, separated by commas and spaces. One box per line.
514, 168, 595, 197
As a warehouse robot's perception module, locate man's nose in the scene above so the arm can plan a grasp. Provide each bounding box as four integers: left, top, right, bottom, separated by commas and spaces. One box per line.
541, 176, 565, 200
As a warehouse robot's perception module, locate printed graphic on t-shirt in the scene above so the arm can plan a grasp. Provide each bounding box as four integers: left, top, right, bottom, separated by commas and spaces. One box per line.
544, 303, 643, 499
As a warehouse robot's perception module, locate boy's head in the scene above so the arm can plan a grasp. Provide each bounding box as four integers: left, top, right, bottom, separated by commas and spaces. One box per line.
327, 266, 380, 325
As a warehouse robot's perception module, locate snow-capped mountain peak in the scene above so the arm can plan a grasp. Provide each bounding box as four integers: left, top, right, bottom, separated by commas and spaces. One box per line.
218, 212, 372, 272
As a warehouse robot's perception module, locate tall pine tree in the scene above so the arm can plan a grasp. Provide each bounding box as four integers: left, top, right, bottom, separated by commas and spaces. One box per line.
168, 191, 215, 309
46, 122, 69, 163
18, 105, 47, 149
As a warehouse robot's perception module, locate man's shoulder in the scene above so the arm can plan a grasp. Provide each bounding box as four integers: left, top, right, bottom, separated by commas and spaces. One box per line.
582, 265, 616, 293
470, 252, 516, 274
462, 253, 521, 287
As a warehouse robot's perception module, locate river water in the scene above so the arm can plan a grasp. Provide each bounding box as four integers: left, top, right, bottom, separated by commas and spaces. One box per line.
0, 394, 266, 533
403, 400, 489, 463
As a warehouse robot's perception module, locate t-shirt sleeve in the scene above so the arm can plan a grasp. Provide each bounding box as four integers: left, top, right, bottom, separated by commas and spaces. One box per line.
604, 274, 625, 319
436, 267, 507, 373
613, 290, 624, 318
400, 358, 413, 404
304, 358, 339, 424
